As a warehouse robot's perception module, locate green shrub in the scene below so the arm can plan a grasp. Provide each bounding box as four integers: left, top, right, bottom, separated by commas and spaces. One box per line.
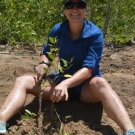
0, 0, 134, 45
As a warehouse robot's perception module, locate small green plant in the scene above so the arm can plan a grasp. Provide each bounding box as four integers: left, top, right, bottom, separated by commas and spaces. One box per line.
42, 36, 73, 135
21, 109, 37, 119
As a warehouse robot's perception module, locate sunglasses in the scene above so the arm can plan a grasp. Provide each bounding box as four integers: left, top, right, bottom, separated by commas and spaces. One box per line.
65, 1, 87, 9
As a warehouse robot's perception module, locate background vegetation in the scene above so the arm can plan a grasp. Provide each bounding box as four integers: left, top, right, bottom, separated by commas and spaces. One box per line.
0, 0, 135, 45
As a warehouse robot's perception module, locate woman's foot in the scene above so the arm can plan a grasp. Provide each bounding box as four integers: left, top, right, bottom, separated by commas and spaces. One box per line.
123, 129, 135, 135
0, 121, 6, 134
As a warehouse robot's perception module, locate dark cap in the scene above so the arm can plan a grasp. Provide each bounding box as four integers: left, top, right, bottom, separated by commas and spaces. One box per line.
64, 0, 87, 4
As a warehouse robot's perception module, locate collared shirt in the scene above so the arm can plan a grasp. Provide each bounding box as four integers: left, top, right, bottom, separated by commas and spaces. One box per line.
42, 20, 104, 92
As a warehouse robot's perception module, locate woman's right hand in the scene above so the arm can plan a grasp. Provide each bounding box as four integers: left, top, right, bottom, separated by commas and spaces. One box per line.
35, 64, 48, 83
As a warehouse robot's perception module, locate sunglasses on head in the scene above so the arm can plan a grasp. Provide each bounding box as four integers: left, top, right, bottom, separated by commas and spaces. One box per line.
65, 1, 87, 9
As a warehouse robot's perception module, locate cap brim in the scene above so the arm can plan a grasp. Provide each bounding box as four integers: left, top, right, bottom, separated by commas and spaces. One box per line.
64, 0, 87, 5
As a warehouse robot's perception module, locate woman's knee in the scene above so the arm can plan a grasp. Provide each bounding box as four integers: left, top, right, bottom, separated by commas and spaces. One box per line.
88, 77, 112, 97
81, 77, 107, 102
15, 75, 36, 90
89, 77, 108, 89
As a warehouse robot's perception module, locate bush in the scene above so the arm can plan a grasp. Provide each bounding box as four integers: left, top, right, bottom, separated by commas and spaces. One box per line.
0, 0, 134, 45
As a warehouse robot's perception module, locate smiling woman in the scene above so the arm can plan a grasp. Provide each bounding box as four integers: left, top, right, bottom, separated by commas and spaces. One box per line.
0, 0, 135, 135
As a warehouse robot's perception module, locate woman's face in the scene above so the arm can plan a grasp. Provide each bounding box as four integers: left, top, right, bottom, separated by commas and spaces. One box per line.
64, 0, 87, 23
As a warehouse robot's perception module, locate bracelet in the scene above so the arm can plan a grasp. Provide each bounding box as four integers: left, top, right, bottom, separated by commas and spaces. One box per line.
39, 61, 50, 66
40, 51, 44, 56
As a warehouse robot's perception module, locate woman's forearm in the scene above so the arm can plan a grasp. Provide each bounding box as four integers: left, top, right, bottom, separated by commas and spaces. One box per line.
62, 67, 92, 88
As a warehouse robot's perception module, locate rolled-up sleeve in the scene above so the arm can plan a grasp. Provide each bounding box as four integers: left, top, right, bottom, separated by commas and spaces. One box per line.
82, 31, 104, 70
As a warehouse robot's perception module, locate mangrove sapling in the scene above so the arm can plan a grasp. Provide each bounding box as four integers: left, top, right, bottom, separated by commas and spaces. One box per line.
40, 36, 74, 134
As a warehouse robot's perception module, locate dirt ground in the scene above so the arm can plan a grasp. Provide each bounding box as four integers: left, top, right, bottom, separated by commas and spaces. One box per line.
0, 44, 135, 135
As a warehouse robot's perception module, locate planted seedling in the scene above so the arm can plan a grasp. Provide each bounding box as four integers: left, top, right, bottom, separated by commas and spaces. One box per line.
41, 36, 74, 134
21, 109, 37, 119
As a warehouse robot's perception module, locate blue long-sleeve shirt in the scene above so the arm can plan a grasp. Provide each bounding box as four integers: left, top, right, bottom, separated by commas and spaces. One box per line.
42, 20, 104, 92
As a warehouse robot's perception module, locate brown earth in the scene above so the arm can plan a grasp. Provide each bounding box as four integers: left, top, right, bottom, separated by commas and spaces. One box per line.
0, 44, 135, 135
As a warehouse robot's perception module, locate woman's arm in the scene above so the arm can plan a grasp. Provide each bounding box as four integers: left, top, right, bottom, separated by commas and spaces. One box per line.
62, 67, 92, 88
51, 67, 92, 102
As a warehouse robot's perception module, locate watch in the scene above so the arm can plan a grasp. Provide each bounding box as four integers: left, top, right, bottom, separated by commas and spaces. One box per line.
39, 61, 50, 66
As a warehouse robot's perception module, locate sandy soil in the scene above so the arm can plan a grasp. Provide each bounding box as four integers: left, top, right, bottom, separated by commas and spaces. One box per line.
0, 44, 135, 135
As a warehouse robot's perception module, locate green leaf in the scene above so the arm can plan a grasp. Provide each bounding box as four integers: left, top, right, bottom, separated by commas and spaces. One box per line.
61, 58, 68, 67
31, 112, 37, 116
24, 112, 29, 116
55, 48, 59, 53
66, 64, 73, 70
46, 52, 55, 60
58, 65, 64, 73
21, 115, 30, 119
49, 37, 55, 44
70, 57, 74, 63
25, 109, 32, 116
63, 74, 72, 78
48, 44, 54, 47
31, 31, 37, 35
54, 37, 58, 43
50, 48, 55, 52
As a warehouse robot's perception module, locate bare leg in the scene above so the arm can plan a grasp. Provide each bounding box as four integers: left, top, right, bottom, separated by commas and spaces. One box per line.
0, 75, 53, 122
80, 77, 135, 131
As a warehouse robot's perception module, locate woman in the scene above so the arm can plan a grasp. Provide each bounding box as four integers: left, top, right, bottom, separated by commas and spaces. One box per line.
0, 0, 135, 134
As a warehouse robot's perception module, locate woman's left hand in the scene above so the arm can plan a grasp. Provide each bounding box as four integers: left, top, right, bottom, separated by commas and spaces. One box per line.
50, 82, 68, 102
